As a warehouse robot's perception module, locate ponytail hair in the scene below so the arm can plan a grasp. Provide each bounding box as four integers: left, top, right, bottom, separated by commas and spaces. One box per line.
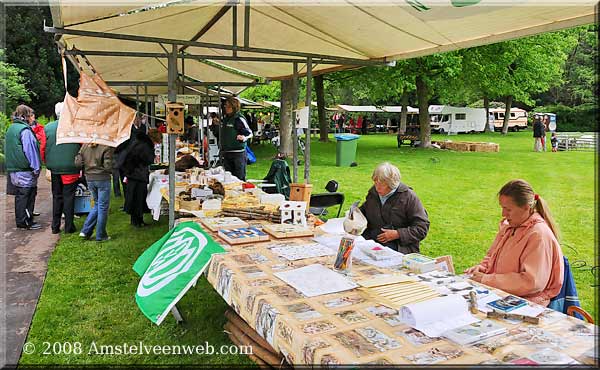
498, 179, 560, 240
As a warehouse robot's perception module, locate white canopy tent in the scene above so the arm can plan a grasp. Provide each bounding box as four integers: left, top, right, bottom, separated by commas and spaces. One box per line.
46, 0, 596, 233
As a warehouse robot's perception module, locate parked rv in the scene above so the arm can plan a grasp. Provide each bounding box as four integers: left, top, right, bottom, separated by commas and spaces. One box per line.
429, 105, 487, 134
490, 108, 528, 131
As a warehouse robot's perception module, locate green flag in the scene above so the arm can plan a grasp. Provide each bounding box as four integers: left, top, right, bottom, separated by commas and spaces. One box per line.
133, 221, 226, 325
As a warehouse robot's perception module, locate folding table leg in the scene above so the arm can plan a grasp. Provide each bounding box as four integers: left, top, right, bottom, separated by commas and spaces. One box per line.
171, 305, 184, 323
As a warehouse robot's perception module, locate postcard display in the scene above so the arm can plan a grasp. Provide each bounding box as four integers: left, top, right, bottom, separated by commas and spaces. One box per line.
201, 220, 597, 366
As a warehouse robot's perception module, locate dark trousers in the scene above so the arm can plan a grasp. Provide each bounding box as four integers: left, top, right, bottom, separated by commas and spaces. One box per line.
112, 168, 123, 197
51, 174, 77, 233
126, 179, 148, 225
223, 150, 247, 181
15, 185, 37, 228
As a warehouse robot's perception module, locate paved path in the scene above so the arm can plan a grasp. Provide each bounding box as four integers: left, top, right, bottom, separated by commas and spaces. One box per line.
1, 175, 59, 368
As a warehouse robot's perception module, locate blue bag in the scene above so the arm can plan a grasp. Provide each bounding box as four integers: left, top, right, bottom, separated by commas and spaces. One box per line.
246, 145, 257, 164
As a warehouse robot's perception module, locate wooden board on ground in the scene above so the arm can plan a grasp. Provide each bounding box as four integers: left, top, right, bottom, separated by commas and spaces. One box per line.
263, 223, 314, 238
201, 216, 249, 231
218, 226, 270, 245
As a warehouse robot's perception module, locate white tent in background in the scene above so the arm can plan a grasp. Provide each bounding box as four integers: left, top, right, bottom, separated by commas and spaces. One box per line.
383, 106, 419, 114
336, 105, 383, 113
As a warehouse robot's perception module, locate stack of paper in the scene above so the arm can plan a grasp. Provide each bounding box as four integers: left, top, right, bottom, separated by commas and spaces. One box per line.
270, 243, 336, 261
273, 264, 358, 297
400, 294, 479, 337
360, 277, 439, 309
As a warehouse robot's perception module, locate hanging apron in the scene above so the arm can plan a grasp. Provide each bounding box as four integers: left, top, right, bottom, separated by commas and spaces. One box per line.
56, 53, 136, 147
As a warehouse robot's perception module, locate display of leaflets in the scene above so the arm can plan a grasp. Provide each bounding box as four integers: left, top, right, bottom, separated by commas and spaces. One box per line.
274, 264, 359, 297
486, 295, 528, 312
400, 294, 479, 338
270, 243, 336, 261
442, 319, 508, 345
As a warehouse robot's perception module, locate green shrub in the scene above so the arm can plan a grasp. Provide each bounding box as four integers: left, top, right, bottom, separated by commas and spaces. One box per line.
535, 103, 598, 132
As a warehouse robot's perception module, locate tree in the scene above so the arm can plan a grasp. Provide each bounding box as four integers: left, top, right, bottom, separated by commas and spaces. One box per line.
451, 30, 578, 134
412, 52, 462, 147
5, 5, 78, 116
1, 49, 31, 112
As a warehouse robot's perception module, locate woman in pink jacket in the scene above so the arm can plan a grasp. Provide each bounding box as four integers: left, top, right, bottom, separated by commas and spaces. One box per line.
465, 179, 564, 307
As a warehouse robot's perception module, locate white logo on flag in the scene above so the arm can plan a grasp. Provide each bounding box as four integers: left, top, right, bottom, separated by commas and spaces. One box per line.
137, 227, 207, 297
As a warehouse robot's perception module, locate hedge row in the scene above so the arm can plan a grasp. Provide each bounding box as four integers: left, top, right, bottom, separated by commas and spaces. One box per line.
536, 103, 598, 132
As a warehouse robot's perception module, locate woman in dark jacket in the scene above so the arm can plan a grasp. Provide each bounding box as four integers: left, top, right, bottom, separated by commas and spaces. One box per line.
359, 162, 430, 254
122, 130, 155, 227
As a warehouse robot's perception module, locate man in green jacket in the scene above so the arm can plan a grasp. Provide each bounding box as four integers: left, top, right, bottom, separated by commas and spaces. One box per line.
220, 97, 253, 181
44, 102, 81, 234
5, 104, 42, 230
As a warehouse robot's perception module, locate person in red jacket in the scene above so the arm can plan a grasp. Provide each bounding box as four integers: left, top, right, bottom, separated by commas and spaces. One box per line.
30, 111, 47, 163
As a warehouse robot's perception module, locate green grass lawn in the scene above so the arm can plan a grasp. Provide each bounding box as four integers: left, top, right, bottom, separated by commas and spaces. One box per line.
21, 130, 597, 365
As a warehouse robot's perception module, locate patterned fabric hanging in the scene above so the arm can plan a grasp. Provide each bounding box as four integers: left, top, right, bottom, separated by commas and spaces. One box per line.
57, 54, 135, 147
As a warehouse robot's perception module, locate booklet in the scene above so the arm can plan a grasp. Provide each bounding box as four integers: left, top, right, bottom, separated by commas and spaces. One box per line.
442, 319, 508, 345
486, 295, 527, 312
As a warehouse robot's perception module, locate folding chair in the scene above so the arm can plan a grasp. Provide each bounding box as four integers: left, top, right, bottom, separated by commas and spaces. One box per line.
309, 192, 345, 218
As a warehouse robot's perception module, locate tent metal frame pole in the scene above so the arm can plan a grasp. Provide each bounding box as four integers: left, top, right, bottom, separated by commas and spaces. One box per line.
304, 57, 312, 184
199, 91, 204, 161
168, 44, 177, 232
244, 0, 250, 48
292, 62, 298, 183
106, 81, 260, 87
135, 85, 139, 112
218, 85, 223, 168
45, 25, 387, 66
63, 49, 378, 65
232, 3, 237, 57
144, 83, 148, 115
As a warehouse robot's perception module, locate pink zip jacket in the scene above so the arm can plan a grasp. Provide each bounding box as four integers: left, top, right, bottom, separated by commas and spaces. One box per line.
477, 212, 564, 306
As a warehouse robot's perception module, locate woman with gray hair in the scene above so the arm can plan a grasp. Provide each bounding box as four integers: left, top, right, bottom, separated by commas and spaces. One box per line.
359, 162, 430, 254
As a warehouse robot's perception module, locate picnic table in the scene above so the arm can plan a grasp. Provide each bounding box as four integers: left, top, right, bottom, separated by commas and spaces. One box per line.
200, 221, 597, 367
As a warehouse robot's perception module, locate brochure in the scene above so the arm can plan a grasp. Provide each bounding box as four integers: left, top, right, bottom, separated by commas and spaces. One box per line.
486, 295, 527, 312
442, 319, 508, 345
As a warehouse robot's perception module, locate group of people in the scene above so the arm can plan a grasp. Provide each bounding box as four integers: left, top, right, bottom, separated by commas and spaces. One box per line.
5, 103, 159, 241
360, 162, 563, 308
533, 114, 558, 152
177, 97, 253, 181
331, 112, 370, 135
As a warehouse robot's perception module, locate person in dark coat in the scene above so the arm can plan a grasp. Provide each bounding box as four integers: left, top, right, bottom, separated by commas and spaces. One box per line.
533, 114, 544, 152
359, 162, 430, 254
122, 130, 156, 227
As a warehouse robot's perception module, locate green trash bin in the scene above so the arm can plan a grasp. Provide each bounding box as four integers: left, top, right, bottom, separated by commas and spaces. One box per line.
335, 134, 359, 166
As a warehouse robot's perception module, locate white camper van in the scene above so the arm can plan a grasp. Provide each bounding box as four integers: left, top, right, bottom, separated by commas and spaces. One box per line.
429, 105, 487, 134
489, 107, 528, 131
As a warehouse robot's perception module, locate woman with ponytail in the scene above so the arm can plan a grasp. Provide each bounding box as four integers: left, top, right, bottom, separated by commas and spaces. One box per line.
465, 179, 564, 307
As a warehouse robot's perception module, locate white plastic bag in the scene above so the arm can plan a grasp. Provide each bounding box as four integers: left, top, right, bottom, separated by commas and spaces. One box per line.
343, 201, 367, 236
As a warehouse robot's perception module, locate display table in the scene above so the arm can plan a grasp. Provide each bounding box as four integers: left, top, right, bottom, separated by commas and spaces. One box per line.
201, 226, 597, 366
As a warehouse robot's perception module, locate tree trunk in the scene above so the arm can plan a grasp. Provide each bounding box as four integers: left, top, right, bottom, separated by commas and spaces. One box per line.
279, 79, 295, 156
501, 95, 513, 135
315, 75, 329, 142
416, 75, 431, 148
399, 91, 408, 135
483, 95, 491, 133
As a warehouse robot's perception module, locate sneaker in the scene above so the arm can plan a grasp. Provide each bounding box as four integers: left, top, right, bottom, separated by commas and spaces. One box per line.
17, 223, 42, 230
79, 232, 91, 240
33, 212, 41, 217
97, 236, 111, 242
